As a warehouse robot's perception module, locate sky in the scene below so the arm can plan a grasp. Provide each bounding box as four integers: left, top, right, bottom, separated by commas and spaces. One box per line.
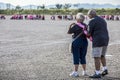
0, 0, 120, 6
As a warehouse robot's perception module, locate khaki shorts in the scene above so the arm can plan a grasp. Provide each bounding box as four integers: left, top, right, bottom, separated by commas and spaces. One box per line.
92, 46, 107, 57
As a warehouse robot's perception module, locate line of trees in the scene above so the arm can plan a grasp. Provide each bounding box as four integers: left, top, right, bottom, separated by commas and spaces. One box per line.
0, 3, 120, 15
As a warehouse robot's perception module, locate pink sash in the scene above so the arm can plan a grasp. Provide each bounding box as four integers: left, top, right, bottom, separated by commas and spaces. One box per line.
76, 23, 92, 41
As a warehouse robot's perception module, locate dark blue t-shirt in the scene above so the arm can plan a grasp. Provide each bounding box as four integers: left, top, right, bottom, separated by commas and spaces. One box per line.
88, 16, 109, 47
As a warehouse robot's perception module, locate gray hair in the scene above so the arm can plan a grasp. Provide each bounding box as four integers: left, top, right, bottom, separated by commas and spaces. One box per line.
87, 9, 97, 16
76, 13, 85, 20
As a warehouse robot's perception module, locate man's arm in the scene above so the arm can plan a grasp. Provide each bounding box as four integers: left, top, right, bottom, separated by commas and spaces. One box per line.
87, 20, 95, 37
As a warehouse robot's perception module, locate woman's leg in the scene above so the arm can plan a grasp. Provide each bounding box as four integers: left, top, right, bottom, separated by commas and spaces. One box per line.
75, 65, 79, 71
81, 64, 86, 71
80, 40, 88, 75
69, 45, 80, 77
72, 45, 80, 71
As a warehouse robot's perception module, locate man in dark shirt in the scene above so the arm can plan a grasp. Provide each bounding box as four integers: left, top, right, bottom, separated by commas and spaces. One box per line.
87, 9, 109, 78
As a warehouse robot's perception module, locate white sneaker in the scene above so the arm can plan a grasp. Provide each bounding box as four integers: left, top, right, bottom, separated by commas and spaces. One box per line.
69, 71, 79, 77
82, 73, 89, 76
82, 71, 89, 76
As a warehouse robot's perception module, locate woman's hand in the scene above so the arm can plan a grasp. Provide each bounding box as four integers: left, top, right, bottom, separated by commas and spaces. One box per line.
67, 23, 75, 34
69, 23, 75, 28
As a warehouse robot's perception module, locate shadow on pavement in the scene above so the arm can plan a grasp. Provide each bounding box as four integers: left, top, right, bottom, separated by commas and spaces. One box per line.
102, 76, 120, 80
68, 76, 120, 80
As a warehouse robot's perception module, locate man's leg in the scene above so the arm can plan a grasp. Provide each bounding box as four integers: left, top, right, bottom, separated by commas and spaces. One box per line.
101, 46, 107, 67
93, 47, 102, 73
94, 57, 101, 71
101, 46, 108, 76
89, 47, 102, 78
101, 55, 106, 68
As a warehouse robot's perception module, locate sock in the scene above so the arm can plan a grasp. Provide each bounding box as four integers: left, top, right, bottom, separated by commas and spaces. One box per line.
102, 66, 107, 71
95, 70, 100, 75
74, 71, 78, 73
82, 70, 86, 75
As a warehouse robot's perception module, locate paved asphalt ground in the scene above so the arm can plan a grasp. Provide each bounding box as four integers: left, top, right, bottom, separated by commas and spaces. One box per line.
0, 16, 120, 80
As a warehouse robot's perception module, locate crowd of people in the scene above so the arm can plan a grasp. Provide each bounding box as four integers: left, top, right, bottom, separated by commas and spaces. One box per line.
10, 14, 45, 20
56, 15, 74, 20
10, 14, 23, 20
100, 15, 120, 20
0, 14, 120, 21
0, 15, 6, 19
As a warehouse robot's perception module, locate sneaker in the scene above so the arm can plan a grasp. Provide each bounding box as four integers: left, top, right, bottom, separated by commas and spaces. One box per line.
69, 71, 79, 77
82, 73, 89, 76
89, 73, 101, 78
82, 72, 89, 76
102, 69, 108, 76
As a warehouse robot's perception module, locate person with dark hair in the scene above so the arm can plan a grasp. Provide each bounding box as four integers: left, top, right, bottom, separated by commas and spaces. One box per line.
87, 9, 109, 78
68, 13, 88, 77
42, 15, 45, 20
0, 15, 6, 19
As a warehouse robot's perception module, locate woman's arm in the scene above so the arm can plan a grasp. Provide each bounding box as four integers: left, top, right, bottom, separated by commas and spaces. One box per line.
67, 23, 75, 34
